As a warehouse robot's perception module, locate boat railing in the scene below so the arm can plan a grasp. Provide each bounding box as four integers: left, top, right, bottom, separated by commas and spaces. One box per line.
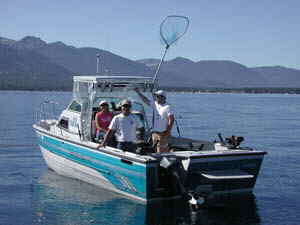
35, 99, 63, 125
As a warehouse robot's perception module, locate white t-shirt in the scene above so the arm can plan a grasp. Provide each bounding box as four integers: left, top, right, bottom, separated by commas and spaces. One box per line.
109, 113, 142, 142
152, 101, 173, 132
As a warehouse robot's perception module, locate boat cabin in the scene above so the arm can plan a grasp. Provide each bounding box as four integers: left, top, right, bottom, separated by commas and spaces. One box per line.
56, 76, 155, 144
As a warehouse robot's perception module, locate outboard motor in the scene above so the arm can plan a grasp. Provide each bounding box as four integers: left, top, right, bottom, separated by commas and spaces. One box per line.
159, 156, 187, 196
157, 156, 205, 207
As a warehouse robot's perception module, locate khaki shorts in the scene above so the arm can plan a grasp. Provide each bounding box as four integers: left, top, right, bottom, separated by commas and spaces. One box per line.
152, 132, 169, 153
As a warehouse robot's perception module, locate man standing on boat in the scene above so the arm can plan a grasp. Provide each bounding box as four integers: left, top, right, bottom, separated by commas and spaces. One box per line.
98, 99, 142, 153
135, 88, 174, 153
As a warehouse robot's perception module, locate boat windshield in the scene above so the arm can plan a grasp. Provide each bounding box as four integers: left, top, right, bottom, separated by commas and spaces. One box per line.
93, 97, 149, 129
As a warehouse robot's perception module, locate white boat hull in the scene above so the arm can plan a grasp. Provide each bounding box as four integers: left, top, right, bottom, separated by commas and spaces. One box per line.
40, 146, 147, 202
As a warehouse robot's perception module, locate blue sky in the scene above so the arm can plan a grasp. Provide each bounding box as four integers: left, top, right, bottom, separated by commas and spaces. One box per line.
1, 0, 300, 69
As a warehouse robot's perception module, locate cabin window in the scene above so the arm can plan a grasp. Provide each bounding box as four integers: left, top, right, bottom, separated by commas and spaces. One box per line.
58, 117, 69, 129
68, 101, 81, 112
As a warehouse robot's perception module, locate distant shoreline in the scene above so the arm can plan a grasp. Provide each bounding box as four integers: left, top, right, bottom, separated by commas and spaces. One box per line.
162, 87, 300, 94
1, 87, 300, 94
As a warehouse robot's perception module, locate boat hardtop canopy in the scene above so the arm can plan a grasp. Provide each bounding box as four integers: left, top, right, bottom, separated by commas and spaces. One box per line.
73, 75, 154, 83
73, 75, 155, 94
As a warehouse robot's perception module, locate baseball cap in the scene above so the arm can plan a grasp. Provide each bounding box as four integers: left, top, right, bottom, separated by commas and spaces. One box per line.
99, 100, 108, 106
154, 90, 166, 98
120, 99, 132, 106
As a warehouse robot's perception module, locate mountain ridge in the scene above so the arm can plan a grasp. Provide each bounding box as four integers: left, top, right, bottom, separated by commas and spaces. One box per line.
1, 35, 300, 90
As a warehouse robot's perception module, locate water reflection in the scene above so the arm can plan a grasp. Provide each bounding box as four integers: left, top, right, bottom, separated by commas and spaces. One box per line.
33, 169, 261, 225
191, 194, 261, 225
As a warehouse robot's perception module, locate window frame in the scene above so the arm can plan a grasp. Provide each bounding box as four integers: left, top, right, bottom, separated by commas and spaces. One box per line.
58, 117, 69, 130
68, 100, 82, 113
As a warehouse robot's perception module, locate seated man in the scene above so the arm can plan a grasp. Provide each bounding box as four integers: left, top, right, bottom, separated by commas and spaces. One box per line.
97, 99, 143, 153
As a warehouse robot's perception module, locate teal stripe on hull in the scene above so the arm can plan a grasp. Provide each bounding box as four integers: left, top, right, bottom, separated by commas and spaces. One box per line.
38, 134, 147, 199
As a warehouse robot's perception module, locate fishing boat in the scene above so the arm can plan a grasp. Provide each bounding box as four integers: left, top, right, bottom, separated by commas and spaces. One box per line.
33, 16, 266, 204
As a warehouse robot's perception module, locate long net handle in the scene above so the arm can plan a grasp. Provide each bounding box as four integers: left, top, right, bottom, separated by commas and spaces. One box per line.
153, 45, 169, 83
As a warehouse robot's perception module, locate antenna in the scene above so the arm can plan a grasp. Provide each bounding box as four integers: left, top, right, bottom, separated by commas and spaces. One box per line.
96, 54, 100, 74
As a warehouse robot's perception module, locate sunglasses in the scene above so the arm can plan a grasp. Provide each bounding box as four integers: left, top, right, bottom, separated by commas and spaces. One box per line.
100, 104, 108, 107
122, 104, 131, 108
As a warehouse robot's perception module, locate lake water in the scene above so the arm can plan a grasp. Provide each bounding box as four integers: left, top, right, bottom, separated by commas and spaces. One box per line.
0, 91, 300, 225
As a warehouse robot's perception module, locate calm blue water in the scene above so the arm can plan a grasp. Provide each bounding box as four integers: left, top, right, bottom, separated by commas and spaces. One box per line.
0, 91, 300, 225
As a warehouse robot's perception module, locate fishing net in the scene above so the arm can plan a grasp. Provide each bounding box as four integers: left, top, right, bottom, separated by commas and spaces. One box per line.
160, 15, 189, 48
153, 15, 190, 83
